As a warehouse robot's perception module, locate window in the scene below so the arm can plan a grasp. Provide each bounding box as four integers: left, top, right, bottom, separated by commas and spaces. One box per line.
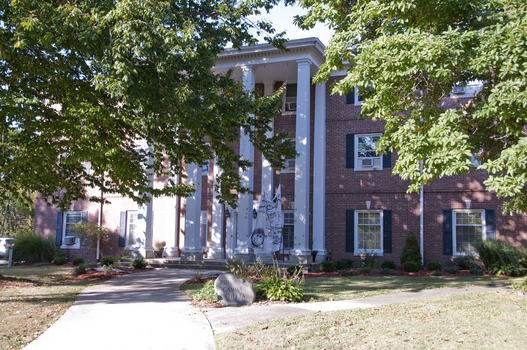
202, 161, 209, 175
284, 83, 297, 112
200, 211, 208, 248
355, 134, 382, 170
453, 210, 485, 254
346, 87, 365, 105
127, 211, 138, 246
59, 211, 87, 248
282, 212, 294, 250
282, 140, 295, 172
355, 211, 383, 255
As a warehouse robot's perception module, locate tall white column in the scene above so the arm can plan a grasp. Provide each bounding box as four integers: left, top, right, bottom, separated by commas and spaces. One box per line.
312, 82, 327, 262
209, 158, 225, 259
292, 59, 312, 264
163, 172, 179, 258
261, 81, 275, 195
181, 163, 203, 261
133, 146, 154, 259
235, 65, 255, 261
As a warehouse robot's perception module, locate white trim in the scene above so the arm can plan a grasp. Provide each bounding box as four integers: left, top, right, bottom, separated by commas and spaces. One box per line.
60, 211, 84, 250
354, 210, 384, 256
354, 87, 364, 105
452, 209, 486, 255
354, 134, 383, 171
125, 210, 139, 248
200, 211, 208, 248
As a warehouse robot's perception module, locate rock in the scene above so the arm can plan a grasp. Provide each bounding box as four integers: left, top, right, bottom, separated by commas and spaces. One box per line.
214, 273, 255, 306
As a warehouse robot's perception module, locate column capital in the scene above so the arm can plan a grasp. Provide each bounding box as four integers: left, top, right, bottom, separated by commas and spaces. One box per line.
241, 64, 254, 72
296, 58, 313, 67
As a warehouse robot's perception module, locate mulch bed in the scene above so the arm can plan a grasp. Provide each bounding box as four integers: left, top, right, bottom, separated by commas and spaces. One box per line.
304, 268, 494, 278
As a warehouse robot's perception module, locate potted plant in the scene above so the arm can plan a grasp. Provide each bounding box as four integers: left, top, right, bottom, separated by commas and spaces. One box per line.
154, 241, 165, 258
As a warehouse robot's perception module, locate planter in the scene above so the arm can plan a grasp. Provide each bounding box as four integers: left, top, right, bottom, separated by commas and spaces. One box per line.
154, 250, 163, 258
311, 250, 318, 262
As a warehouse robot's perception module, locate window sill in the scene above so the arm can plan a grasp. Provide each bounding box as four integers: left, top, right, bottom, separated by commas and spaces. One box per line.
354, 167, 383, 171
60, 245, 80, 250
282, 111, 296, 116
281, 168, 295, 173
354, 250, 383, 256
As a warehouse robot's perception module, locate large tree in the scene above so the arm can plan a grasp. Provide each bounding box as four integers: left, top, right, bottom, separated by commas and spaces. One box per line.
296, 0, 527, 213
0, 0, 294, 210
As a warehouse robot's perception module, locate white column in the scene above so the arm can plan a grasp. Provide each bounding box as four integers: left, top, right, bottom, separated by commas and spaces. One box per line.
292, 59, 312, 264
209, 158, 225, 259
163, 173, 179, 258
312, 82, 327, 262
235, 65, 255, 261
134, 149, 154, 259
181, 163, 203, 261
261, 81, 274, 195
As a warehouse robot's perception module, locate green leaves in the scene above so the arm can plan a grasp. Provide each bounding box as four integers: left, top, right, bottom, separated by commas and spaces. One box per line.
301, 0, 527, 213
1, 0, 289, 210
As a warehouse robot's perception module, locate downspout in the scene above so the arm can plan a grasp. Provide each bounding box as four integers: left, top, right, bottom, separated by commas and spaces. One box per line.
420, 161, 424, 265
97, 176, 104, 261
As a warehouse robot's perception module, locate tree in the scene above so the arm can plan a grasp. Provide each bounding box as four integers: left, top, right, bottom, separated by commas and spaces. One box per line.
0, 0, 294, 210
400, 232, 422, 265
296, 0, 527, 213
71, 221, 110, 260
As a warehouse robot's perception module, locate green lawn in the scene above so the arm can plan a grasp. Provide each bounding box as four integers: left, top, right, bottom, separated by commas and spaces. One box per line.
216, 290, 527, 349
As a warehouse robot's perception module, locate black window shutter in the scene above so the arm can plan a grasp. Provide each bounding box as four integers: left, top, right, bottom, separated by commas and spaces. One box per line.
383, 210, 392, 253
383, 148, 392, 168
486, 209, 496, 240
345, 210, 354, 252
443, 209, 453, 255
346, 134, 355, 168
346, 89, 355, 104
119, 211, 127, 247
80, 211, 88, 246
55, 211, 63, 246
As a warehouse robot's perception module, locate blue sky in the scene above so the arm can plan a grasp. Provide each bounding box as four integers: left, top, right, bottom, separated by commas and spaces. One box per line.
250, 3, 334, 45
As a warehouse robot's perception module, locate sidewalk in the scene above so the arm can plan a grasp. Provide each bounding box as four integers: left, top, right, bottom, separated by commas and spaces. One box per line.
24, 269, 510, 350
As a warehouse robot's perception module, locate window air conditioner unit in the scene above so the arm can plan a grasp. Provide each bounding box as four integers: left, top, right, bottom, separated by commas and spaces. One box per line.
361, 158, 374, 167
452, 86, 466, 94
285, 102, 297, 111
284, 159, 295, 169
64, 236, 76, 245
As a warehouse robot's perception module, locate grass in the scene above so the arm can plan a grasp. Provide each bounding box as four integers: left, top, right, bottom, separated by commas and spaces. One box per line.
0, 265, 101, 349
216, 290, 527, 349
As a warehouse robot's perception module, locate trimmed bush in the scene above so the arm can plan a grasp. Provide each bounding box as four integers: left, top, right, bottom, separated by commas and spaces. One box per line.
430, 270, 443, 276
400, 232, 422, 265
12, 232, 56, 264
381, 260, 396, 269
470, 267, 485, 275
100, 255, 116, 267
380, 268, 395, 275
72, 264, 86, 276
72, 257, 85, 266
338, 269, 355, 277
402, 261, 419, 272
444, 266, 459, 274
52, 254, 67, 265
319, 261, 337, 272
358, 267, 372, 274
132, 258, 148, 269
426, 261, 442, 271
335, 258, 353, 270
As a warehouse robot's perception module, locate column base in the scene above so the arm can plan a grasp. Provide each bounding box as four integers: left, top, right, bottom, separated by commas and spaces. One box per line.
207, 249, 225, 259
131, 247, 154, 259
181, 248, 204, 261
233, 252, 255, 263
255, 252, 274, 263
312, 249, 327, 263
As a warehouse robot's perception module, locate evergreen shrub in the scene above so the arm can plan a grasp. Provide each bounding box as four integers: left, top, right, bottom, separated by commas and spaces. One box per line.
400, 232, 422, 265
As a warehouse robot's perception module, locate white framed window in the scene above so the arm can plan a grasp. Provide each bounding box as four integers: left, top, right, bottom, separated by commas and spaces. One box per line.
453, 209, 486, 255
355, 210, 383, 255
283, 83, 297, 113
282, 212, 294, 250
282, 140, 296, 173
355, 134, 382, 170
61, 211, 86, 248
200, 211, 208, 248
354, 87, 365, 105
127, 211, 138, 246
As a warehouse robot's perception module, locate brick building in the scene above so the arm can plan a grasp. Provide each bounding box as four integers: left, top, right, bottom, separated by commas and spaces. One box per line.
34, 37, 527, 266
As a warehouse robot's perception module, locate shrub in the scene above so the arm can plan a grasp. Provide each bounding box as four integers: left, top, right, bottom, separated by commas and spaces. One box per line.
338, 269, 355, 277
226, 259, 250, 279
252, 260, 281, 279
380, 268, 395, 275
400, 232, 422, 265
358, 267, 372, 274
72, 257, 85, 266
12, 232, 56, 264
287, 264, 303, 276
100, 255, 116, 267
335, 258, 353, 270
426, 261, 442, 271
430, 270, 443, 276
381, 260, 396, 269
193, 280, 219, 302
73, 264, 87, 276
402, 261, 419, 272
360, 252, 377, 268
101, 264, 114, 274
84, 262, 98, 268
319, 261, 337, 272
453, 255, 478, 270
52, 254, 67, 265
475, 239, 524, 270
470, 266, 485, 275
491, 262, 525, 276
257, 276, 303, 302
444, 266, 459, 274
132, 258, 148, 269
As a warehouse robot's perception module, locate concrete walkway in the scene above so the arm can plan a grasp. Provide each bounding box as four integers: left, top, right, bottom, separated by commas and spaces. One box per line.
25, 269, 510, 350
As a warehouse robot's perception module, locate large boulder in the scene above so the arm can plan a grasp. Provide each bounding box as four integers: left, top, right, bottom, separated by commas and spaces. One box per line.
214, 273, 255, 306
